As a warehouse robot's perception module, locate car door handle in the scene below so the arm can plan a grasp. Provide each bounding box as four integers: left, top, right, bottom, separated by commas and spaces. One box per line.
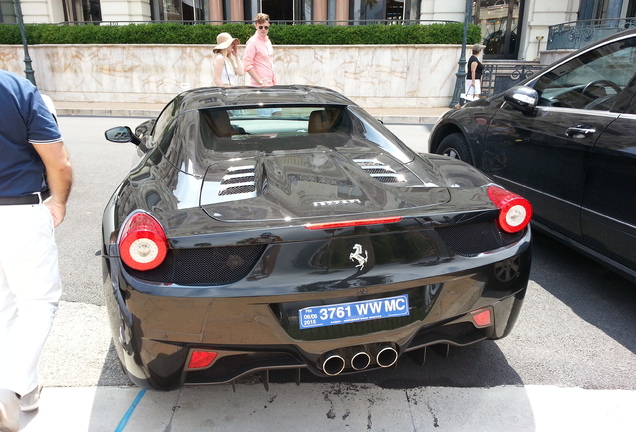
565, 125, 596, 138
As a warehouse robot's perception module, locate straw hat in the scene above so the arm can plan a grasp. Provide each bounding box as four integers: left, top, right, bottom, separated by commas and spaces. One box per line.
213, 33, 239, 52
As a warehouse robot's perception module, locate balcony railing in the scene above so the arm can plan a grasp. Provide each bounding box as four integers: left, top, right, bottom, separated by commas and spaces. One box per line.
547, 18, 636, 50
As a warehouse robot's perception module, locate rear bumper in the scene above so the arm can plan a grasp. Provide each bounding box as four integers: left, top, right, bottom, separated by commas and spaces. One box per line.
103, 236, 530, 390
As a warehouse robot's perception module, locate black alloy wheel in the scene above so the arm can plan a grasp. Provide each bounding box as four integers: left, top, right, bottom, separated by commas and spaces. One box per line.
437, 133, 473, 165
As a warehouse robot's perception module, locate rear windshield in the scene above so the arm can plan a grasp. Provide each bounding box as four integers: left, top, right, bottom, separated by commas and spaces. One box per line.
198, 105, 351, 151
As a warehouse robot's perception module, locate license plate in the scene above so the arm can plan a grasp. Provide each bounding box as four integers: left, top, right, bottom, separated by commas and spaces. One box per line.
298, 294, 409, 329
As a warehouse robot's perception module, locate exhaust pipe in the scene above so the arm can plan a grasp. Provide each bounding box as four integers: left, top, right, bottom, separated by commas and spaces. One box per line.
375, 345, 399, 368
322, 353, 346, 376
350, 351, 371, 371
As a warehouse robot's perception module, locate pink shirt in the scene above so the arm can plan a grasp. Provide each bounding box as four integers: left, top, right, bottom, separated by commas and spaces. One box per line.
243, 33, 276, 86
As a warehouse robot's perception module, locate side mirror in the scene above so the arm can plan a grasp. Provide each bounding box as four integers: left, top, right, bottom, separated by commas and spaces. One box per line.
105, 126, 141, 145
134, 119, 156, 140
503, 86, 538, 113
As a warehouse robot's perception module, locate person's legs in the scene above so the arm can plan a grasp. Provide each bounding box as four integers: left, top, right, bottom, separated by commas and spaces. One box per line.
0, 204, 62, 397
0, 263, 20, 432
0, 388, 19, 432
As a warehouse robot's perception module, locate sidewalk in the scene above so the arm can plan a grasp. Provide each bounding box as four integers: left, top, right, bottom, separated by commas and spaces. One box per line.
52, 101, 451, 124
19, 383, 636, 432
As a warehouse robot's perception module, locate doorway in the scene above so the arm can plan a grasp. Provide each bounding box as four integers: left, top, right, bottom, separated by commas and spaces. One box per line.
475, 0, 524, 59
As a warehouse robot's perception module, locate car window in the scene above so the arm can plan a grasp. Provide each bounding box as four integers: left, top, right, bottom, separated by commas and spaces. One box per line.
534, 37, 636, 111
197, 106, 351, 151
151, 99, 178, 147
206, 106, 345, 137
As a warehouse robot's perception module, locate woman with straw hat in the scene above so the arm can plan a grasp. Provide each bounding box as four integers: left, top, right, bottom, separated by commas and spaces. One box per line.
213, 32, 244, 87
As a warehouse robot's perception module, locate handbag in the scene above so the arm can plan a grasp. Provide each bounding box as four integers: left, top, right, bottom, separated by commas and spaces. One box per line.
459, 85, 479, 107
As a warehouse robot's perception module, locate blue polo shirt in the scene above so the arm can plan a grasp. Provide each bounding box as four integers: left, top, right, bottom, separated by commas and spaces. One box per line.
0, 70, 62, 197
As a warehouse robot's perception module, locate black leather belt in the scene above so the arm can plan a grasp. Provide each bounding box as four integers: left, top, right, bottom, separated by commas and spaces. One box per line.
0, 191, 51, 206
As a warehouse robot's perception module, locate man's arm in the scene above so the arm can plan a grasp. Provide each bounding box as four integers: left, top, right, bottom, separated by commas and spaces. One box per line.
32, 141, 72, 227
243, 40, 264, 85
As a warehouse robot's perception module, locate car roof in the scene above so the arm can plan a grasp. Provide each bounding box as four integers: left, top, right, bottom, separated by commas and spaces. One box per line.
174, 85, 357, 113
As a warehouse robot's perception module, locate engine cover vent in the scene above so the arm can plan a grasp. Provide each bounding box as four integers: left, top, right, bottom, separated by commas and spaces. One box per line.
219, 165, 256, 196
354, 159, 406, 183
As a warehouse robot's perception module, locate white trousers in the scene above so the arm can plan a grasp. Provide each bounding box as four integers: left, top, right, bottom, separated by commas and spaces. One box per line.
0, 203, 61, 396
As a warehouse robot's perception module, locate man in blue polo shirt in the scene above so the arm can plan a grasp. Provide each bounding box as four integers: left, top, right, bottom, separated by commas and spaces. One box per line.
0, 69, 72, 432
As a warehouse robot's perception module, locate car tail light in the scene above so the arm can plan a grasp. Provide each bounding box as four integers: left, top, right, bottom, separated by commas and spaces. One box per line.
188, 351, 218, 369
118, 212, 168, 271
304, 216, 403, 230
471, 308, 492, 327
487, 186, 532, 233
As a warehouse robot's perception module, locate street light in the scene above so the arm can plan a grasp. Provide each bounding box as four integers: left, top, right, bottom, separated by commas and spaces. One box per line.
449, 0, 473, 108
13, 0, 36, 86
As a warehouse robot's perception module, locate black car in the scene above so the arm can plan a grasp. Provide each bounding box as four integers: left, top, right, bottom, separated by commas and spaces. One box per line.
430, 29, 636, 283
102, 85, 532, 390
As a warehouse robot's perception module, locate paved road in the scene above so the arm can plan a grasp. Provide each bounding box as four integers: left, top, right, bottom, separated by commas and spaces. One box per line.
27, 116, 636, 431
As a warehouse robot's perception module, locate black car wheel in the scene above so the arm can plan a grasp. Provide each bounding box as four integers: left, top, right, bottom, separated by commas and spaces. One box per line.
437, 133, 473, 165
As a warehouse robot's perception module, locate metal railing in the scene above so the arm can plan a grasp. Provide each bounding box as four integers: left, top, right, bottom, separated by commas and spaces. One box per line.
480, 62, 545, 97
547, 18, 636, 50
57, 19, 457, 26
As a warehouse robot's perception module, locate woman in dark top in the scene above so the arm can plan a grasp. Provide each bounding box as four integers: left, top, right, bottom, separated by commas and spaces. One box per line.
466, 44, 485, 97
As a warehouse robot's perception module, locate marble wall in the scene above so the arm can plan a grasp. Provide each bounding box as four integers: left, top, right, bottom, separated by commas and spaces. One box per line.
0, 44, 464, 108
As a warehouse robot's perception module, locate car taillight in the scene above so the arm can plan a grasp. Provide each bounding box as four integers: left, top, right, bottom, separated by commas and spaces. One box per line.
487, 185, 532, 233
304, 216, 403, 230
471, 307, 492, 327
118, 212, 168, 271
188, 351, 218, 369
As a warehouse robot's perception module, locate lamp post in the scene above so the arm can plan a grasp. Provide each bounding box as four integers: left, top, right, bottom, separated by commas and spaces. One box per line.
13, 0, 36, 86
449, 0, 473, 108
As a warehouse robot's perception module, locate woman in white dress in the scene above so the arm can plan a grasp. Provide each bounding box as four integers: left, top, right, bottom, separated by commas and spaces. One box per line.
213, 32, 244, 87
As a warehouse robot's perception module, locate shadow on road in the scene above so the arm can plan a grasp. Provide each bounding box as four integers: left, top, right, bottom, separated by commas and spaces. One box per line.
530, 231, 636, 354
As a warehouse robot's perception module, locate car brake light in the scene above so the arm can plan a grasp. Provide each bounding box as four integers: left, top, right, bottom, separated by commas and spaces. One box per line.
118, 212, 168, 271
188, 351, 218, 369
304, 216, 403, 230
487, 186, 532, 233
471, 308, 491, 327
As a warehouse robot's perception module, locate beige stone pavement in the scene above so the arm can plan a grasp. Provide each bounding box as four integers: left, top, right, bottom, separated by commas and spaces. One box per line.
52, 100, 452, 124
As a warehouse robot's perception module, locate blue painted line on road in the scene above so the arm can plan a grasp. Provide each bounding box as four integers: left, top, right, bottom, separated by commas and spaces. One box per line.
114, 388, 147, 432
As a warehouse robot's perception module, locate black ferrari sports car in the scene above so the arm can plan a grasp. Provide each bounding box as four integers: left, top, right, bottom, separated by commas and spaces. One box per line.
429, 29, 636, 283
102, 85, 532, 391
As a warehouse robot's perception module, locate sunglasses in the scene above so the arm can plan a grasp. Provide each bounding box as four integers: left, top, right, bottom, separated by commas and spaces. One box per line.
258, 25, 270, 30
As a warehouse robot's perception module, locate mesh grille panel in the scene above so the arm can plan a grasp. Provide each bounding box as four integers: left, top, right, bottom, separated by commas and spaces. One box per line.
125, 245, 266, 285
435, 221, 524, 256
219, 185, 256, 195
365, 168, 395, 174
221, 176, 255, 185
229, 168, 255, 175
373, 176, 400, 183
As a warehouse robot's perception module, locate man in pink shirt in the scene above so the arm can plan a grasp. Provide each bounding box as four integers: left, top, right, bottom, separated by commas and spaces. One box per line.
244, 13, 276, 86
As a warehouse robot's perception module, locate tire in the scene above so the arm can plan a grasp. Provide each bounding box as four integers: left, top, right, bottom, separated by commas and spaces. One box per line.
436, 133, 473, 165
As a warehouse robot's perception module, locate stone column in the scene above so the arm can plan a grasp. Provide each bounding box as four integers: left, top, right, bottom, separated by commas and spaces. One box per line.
230, 0, 244, 21
209, 0, 222, 23
314, 0, 327, 22
335, 0, 349, 25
